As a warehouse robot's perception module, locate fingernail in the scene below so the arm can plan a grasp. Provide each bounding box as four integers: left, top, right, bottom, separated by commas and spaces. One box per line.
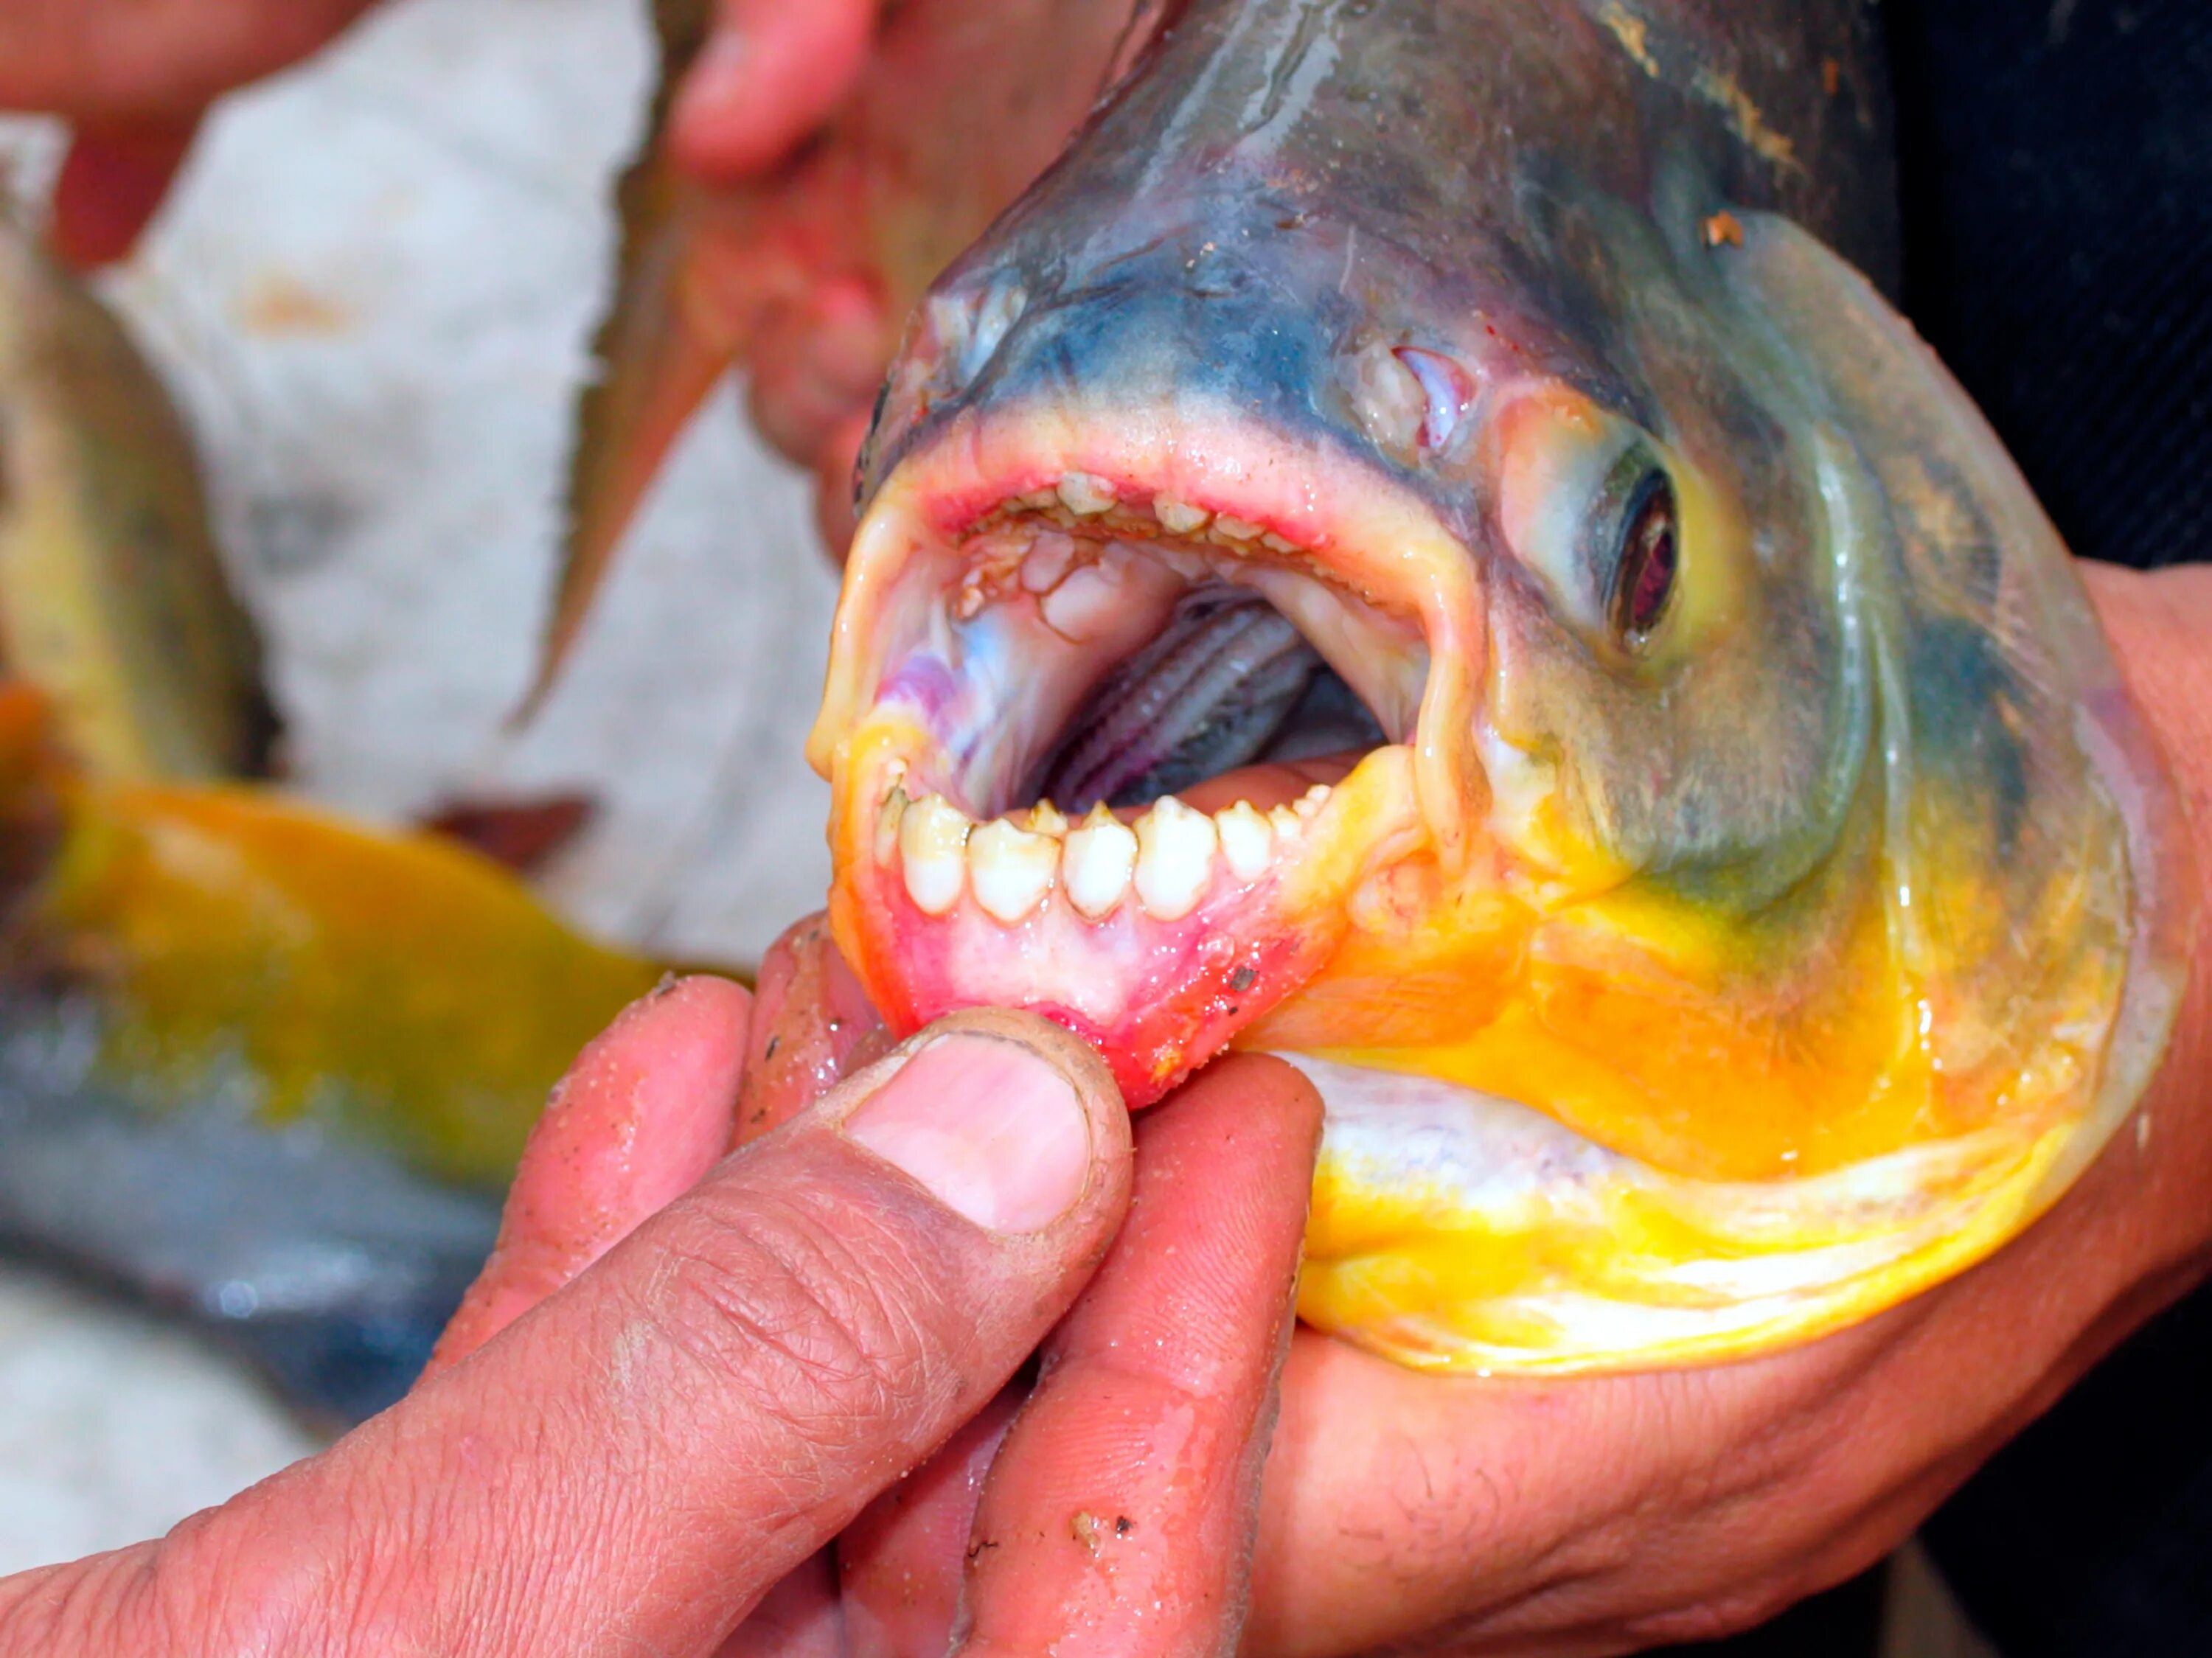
844, 1033, 1091, 1233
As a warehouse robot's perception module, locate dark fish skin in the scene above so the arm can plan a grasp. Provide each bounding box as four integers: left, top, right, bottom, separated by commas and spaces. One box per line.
866, 0, 1896, 507
0, 1002, 498, 1424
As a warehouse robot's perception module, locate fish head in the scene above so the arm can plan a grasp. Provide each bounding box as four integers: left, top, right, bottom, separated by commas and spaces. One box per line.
808, 0, 2188, 1369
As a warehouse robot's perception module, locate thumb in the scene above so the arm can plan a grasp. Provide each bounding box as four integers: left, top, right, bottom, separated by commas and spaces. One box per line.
133, 1010, 1131, 1658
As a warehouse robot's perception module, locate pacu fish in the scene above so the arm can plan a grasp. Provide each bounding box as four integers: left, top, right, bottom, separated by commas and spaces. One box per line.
0, 219, 269, 781
799, 0, 2191, 1371
0, 220, 662, 1416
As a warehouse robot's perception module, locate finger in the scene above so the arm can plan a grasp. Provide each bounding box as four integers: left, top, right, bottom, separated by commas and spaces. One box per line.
671, 0, 883, 181
737, 914, 894, 1146
838, 1386, 1025, 1658
147, 1009, 1132, 1658
49, 117, 199, 269
745, 276, 891, 470
958, 1054, 1324, 1658
0, 0, 377, 119
426, 974, 752, 1373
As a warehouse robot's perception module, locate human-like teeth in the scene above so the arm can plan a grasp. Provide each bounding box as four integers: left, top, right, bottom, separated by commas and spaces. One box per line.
968, 818, 1060, 922
1135, 795, 1219, 920
874, 783, 910, 865
1057, 471, 1116, 515
1064, 806, 1139, 919
1040, 561, 1123, 640
1212, 514, 1263, 541
1020, 531, 1077, 593
1155, 495, 1210, 534
1026, 801, 1069, 836
899, 794, 970, 915
1214, 801, 1274, 882
1267, 803, 1302, 840
1294, 783, 1333, 821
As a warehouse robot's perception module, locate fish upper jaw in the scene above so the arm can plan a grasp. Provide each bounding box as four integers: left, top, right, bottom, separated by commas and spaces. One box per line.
808, 401, 1489, 1104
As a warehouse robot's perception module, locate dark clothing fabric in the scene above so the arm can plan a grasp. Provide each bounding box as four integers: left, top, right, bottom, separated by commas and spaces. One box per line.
1888, 0, 2212, 574
1924, 1289, 2212, 1656
1885, 1, 2212, 1654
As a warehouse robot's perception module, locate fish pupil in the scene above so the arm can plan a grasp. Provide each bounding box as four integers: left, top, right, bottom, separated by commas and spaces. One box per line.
1610, 472, 1677, 644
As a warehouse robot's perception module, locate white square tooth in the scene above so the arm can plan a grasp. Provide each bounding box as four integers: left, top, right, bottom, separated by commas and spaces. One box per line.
874, 785, 910, 865
1212, 514, 1263, 541
1294, 784, 1333, 821
1026, 801, 1069, 837
1020, 531, 1078, 593
1057, 470, 1117, 516
1096, 541, 1146, 583
898, 795, 971, 915
1267, 804, 1303, 840
1063, 815, 1138, 919
1151, 544, 1208, 582
1262, 532, 1300, 554
1214, 801, 1274, 882
1155, 495, 1210, 534
968, 818, 1059, 923
1134, 796, 1219, 921
1040, 563, 1120, 641
1021, 487, 1060, 509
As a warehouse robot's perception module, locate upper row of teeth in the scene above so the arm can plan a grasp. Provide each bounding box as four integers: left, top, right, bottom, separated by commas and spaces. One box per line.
875, 780, 1333, 924
956, 473, 1318, 637
995, 472, 1305, 551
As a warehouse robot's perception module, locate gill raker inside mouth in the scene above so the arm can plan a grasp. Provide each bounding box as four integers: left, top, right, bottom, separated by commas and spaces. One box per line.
808, 408, 1486, 1102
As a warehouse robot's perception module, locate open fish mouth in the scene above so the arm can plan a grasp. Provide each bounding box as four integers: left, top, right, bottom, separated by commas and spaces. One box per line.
811, 407, 1486, 1105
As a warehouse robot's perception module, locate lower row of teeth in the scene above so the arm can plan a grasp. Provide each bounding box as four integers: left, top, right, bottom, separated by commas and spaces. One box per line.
874, 783, 1333, 924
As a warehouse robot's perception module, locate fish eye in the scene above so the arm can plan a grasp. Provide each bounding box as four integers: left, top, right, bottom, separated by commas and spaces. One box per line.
1492, 388, 1696, 655
1605, 467, 1678, 645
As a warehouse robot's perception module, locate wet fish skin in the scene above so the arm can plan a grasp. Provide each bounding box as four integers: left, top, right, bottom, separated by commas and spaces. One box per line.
0, 218, 271, 781
0, 1034, 501, 1424
815, 0, 2188, 1368
0, 683, 661, 1418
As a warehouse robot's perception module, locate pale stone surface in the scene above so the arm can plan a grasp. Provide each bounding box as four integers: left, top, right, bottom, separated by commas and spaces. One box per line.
0, 1272, 322, 1575
0, 0, 835, 1567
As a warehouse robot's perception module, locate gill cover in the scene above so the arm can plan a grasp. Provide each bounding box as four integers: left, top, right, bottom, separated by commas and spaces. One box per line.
1295, 218, 2189, 1370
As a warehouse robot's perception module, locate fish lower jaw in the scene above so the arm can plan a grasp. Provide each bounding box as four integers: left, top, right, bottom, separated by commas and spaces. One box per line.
832, 741, 1427, 1104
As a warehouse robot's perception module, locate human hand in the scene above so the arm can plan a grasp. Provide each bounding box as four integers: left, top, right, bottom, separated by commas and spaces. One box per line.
708, 562, 2212, 1657
582, 0, 1152, 559
0, 0, 381, 265
0, 983, 1323, 1658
